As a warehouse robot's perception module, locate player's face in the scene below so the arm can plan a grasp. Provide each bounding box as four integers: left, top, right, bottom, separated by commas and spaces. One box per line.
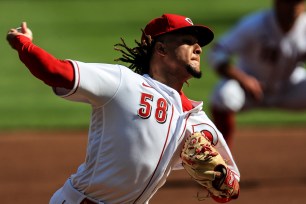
163, 33, 203, 79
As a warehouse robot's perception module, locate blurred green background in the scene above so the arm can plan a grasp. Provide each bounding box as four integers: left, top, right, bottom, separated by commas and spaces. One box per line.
0, 0, 305, 130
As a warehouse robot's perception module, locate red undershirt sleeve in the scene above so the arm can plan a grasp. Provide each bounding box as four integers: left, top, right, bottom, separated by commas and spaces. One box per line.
11, 35, 75, 89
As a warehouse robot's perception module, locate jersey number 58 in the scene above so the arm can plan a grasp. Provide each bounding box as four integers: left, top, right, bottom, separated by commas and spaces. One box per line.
137, 92, 168, 124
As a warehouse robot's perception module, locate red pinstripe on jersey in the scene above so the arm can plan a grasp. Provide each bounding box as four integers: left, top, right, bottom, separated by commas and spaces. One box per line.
133, 105, 174, 203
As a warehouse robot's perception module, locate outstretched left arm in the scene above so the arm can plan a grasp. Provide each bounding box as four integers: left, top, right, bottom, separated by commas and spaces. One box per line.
6, 22, 74, 89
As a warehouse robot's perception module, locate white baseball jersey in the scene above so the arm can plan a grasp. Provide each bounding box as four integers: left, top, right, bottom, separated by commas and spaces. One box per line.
52, 61, 240, 203
208, 9, 306, 111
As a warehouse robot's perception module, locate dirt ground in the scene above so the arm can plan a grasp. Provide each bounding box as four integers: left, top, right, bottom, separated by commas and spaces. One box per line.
0, 127, 305, 204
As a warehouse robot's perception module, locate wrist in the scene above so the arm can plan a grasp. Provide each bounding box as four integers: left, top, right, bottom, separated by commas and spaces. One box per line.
9, 35, 32, 50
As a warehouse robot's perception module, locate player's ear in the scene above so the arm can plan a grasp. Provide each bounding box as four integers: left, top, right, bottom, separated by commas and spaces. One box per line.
155, 42, 166, 56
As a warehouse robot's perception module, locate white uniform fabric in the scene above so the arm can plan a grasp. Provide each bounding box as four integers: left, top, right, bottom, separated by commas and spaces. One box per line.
208, 9, 306, 112
50, 61, 239, 204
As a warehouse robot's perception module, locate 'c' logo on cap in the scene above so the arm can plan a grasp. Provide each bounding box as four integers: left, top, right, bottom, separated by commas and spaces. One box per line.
185, 18, 194, 25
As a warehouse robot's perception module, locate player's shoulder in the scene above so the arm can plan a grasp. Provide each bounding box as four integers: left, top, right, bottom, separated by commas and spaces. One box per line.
86, 62, 126, 70
72, 60, 145, 80
74, 61, 135, 74
71, 61, 146, 84
72, 60, 122, 69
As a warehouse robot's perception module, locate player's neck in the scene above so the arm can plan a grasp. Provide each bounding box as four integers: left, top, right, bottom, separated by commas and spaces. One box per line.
149, 65, 185, 92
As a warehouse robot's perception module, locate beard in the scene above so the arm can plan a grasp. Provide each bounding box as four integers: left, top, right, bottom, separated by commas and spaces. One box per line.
186, 64, 202, 79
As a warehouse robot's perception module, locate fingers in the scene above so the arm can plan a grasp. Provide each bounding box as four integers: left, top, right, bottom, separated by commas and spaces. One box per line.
8, 28, 17, 33
22, 22, 33, 40
21, 22, 27, 33
11, 22, 27, 34
7, 21, 33, 49
7, 22, 26, 35
16, 22, 27, 34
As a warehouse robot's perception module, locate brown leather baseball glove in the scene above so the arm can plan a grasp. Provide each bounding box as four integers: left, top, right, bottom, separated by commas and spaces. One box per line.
180, 132, 239, 203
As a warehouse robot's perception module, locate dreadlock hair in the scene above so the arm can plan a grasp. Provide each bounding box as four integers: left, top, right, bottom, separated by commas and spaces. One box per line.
114, 30, 154, 75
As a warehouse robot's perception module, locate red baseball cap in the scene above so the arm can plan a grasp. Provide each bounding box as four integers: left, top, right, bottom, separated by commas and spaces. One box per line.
142, 14, 214, 47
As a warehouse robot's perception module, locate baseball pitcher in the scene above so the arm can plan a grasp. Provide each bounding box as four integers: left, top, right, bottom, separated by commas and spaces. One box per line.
7, 14, 240, 203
